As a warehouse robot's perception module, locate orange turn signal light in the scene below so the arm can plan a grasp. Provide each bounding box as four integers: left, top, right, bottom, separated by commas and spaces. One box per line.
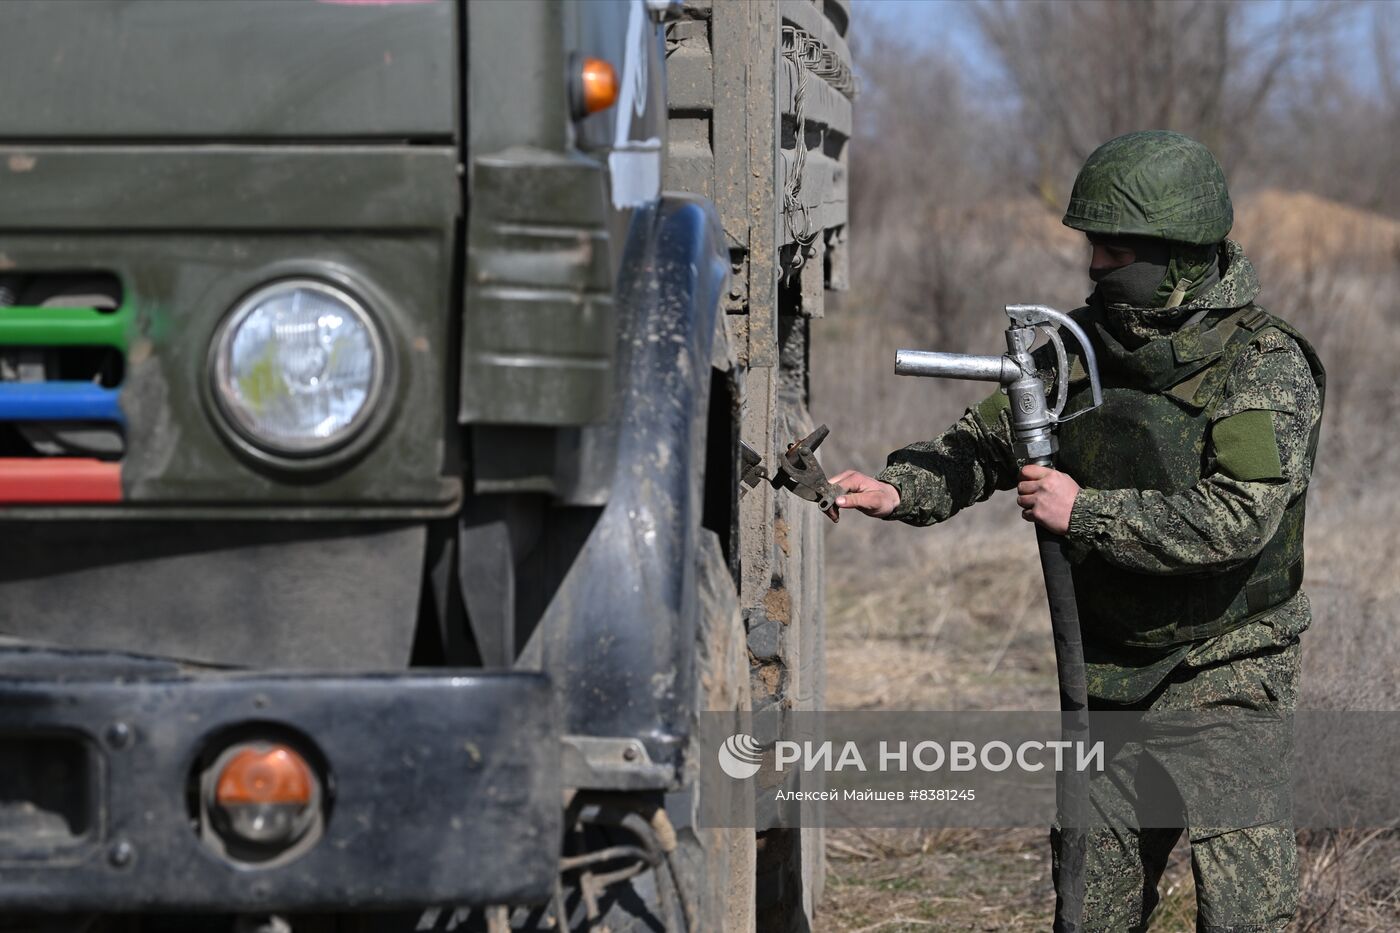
579, 57, 619, 116
214, 744, 315, 807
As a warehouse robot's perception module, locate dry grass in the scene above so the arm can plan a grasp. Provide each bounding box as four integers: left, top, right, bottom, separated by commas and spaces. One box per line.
811, 189, 1400, 930
1236, 190, 1400, 275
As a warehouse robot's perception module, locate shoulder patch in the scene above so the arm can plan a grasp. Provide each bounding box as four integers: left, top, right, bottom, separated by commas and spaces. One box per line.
1211, 409, 1285, 481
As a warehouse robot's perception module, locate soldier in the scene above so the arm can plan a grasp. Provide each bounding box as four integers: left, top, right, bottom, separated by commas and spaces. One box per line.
830, 130, 1324, 932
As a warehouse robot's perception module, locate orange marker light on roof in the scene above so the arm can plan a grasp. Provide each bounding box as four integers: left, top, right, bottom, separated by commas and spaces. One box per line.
578, 57, 619, 116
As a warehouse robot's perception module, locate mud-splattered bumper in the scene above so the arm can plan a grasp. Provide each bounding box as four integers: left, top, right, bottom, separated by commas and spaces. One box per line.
0, 650, 561, 911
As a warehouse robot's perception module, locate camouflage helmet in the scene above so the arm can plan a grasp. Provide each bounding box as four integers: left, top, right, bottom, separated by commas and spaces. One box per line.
1062, 130, 1233, 246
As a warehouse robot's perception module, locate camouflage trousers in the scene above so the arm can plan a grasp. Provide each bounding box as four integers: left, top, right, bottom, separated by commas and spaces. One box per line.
1073, 641, 1301, 933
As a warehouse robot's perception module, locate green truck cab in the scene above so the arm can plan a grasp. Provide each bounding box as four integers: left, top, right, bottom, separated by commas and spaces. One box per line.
0, 2, 852, 930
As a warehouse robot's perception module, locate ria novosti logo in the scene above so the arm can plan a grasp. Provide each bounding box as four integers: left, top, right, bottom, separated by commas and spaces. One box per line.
717, 733, 764, 779
717, 734, 1105, 779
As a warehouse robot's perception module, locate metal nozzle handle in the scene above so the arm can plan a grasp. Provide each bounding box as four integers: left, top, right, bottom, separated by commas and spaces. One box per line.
1004, 304, 1104, 411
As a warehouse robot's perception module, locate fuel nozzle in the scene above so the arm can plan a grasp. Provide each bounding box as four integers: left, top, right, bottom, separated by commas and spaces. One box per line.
895, 304, 1103, 465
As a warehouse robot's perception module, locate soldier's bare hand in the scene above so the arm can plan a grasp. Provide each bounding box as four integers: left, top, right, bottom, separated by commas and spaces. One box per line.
829, 470, 900, 522
1016, 464, 1080, 535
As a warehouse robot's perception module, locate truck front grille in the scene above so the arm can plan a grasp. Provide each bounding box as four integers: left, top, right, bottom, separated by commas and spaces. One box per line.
0, 279, 129, 503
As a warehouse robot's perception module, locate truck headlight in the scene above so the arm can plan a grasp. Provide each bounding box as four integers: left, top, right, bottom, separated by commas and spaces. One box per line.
212, 280, 384, 456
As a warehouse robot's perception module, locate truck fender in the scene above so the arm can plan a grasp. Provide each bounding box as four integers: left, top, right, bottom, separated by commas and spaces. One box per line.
524, 193, 729, 782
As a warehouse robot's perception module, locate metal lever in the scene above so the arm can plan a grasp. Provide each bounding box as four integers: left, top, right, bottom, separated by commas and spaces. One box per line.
771, 424, 844, 513
739, 425, 846, 518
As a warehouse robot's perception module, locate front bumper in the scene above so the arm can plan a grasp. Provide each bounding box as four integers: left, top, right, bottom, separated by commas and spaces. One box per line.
0, 649, 561, 912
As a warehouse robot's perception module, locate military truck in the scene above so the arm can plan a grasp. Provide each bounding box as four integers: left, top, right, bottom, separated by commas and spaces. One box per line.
0, 1, 852, 930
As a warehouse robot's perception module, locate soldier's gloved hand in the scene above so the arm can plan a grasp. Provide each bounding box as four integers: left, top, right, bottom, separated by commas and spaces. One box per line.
1016, 464, 1081, 535
829, 470, 900, 522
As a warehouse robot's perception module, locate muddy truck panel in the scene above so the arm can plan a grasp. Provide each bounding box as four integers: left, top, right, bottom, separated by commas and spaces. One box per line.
665, 2, 853, 928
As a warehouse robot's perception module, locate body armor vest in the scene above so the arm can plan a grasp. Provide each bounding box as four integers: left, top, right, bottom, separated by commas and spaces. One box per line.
1056, 305, 1325, 649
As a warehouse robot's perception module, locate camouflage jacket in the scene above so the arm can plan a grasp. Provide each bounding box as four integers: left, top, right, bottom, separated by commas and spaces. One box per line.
878, 242, 1323, 701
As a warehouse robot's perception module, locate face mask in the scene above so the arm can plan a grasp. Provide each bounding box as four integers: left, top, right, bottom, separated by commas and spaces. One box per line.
1089, 240, 1222, 344
1090, 255, 1170, 309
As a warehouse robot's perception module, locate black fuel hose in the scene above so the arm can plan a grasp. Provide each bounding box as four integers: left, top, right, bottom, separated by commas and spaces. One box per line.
1036, 521, 1090, 933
